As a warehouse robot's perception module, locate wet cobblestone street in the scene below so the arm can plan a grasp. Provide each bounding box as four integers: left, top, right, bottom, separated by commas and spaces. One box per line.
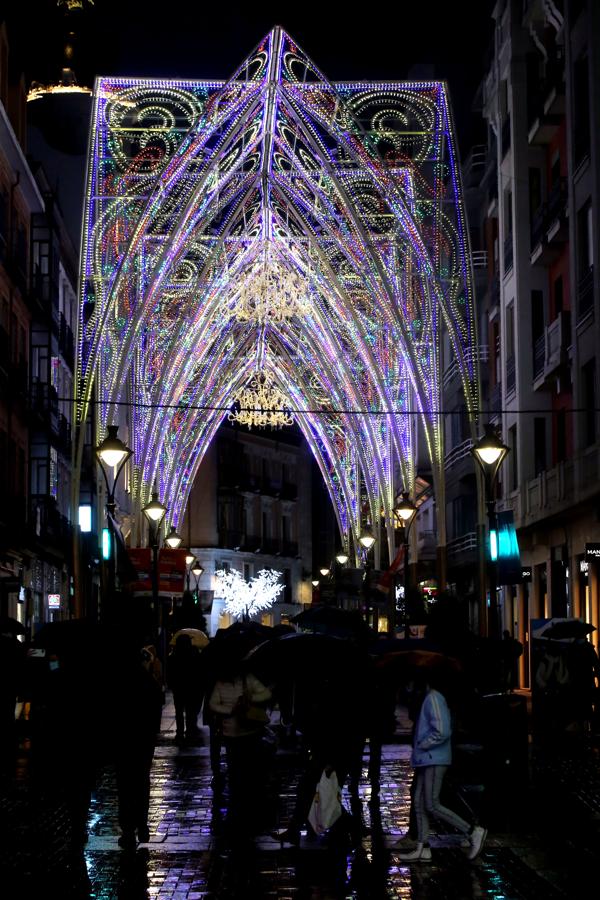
3, 695, 600, 898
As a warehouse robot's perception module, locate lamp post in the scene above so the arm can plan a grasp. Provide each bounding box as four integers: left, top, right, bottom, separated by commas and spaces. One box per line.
191, 561, 204, 602
184, 552, 195, 591
471, 423, 510, 640
95, 425, 132, 623
142, 490, 167, 641
359, 527, 376, 626
335, 552, 348, 607
165, 525, 182, 550
395, 492, 417, 637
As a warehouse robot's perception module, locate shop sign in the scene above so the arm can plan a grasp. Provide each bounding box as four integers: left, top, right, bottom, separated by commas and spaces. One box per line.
48, 593, 61, 609
585, 543, 600, 560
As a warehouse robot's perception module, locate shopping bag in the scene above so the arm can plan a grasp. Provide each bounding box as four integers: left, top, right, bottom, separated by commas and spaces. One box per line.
307, 768, 343, 835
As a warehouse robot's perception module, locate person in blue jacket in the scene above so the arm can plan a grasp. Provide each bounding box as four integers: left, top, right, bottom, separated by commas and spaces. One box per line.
395, 671, 487, 863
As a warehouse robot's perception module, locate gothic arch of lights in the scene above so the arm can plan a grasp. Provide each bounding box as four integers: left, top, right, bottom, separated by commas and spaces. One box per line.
76, 27, 481, 560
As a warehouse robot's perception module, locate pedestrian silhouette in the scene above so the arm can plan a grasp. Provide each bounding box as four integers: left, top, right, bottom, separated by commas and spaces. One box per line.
167, 633, 204, 744
208, 658, 271, 837
112, 638, 164, 850
501, 629, 523, 692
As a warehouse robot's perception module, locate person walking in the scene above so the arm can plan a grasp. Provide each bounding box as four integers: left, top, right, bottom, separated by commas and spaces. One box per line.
394, 671, 487, 863
167, 633, 204, 744
208, 658, 271, 836
273, 674, 367, 846
113, 639, 164, 850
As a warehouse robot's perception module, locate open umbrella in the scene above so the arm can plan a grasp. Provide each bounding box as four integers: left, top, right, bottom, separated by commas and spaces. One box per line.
169, 627, 209, 649
0, 615, 26, 636
375, 649, 463, 681
534, 618, 596, 642
244, 631, 369, 685
292, 605, 373, 641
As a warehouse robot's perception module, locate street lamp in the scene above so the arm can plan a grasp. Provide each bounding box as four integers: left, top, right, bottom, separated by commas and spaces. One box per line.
184, 552, 195, 591
471, 423, 510, 640
319, 567, 330, 577
190, 561, 204, 600
394, 492, 417, 637
334, 552, 348, 607
359, 527, 376, 625
95, 425, 132, 621
165, 526, 183, 549
142, 490, 167, 636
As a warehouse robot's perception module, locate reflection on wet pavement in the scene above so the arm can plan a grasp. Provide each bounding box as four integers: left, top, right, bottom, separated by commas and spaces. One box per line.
70, 736, 569, 899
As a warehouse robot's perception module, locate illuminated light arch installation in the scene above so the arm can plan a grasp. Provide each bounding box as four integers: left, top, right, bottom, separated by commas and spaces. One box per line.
76, 27, 480, 562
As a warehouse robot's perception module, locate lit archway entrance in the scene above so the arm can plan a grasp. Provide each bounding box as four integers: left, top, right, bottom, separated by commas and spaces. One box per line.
74, 28, 481, 595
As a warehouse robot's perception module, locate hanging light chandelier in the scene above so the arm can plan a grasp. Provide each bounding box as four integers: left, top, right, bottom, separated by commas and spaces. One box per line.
229, 371, 294, 429
232, 240, 311, 324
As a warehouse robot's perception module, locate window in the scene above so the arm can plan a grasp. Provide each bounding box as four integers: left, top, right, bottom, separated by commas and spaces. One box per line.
534, 418, 546, 476
506, 303, 515, 357
505, 189, 513, 237
529, 168, 542, 219
509, 425, 518, 491
531, 290, 544, 342
582, 360, 596, 446
578, 201, 593, 275
573, 53, 590, 166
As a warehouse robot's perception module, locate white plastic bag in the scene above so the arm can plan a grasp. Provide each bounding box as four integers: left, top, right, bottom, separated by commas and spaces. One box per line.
307, 769, 343, 835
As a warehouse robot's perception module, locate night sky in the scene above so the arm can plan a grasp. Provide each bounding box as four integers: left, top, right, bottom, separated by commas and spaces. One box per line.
6, 0, 494, 153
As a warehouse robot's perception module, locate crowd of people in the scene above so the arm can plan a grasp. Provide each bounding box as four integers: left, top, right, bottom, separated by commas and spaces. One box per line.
1, 599, 600, 867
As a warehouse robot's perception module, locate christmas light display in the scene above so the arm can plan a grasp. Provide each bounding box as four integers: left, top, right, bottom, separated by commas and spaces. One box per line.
215, 568, 284, 620
232, 239, 311, 323
229, 371, 294, 429
76, 28, 481, 559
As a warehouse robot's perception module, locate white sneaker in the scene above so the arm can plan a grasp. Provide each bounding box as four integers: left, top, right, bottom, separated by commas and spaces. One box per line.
397, 843, 432, 862
467, 825, 487, 860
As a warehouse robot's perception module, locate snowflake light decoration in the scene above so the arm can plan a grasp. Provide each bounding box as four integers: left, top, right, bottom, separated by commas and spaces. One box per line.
215, 567, 284, 620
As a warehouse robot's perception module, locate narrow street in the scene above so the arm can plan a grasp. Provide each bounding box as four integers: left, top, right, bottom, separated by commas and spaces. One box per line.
3, 694, 600, 898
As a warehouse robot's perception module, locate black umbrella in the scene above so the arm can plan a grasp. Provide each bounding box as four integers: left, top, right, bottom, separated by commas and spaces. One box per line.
292, 605, 373, 640
244, 632, 372, 732
244, 631, 369, 685
538, 619, 596, 641
32, 619, 114, 661
0, 616, 26, 636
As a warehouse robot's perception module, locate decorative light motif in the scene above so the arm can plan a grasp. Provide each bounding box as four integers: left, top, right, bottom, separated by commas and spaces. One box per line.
215, 568, 283, 620
232, 240, 311, 324
76, 27, 480, 557
229, 371, 294, 429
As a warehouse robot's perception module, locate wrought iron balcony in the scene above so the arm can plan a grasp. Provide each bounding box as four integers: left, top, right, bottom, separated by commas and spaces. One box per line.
29, 494, 73, 545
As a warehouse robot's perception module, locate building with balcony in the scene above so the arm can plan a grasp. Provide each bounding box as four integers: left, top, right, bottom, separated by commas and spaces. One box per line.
180, 420, 313, 634
0, 23, 78, 631
475, 0, 600, 668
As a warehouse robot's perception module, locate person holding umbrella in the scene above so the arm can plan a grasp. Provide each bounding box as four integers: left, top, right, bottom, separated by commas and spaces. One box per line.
394, 669, 487, 863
